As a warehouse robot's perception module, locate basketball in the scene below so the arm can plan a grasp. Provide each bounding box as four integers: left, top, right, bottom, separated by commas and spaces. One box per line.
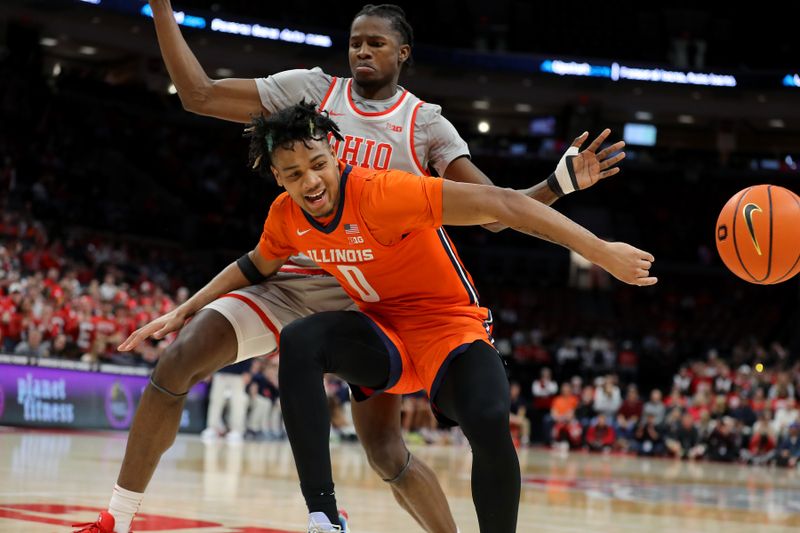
716, 184, 800, 284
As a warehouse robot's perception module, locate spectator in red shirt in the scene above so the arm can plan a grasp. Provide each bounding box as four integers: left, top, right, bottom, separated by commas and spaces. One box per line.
743, 424, 776, 465
585, 413, 616, 452
616, 384, 644, 446
751, 387, 768, 414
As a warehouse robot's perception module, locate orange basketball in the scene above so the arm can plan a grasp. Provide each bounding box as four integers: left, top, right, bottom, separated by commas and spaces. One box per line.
716, 184, 800, 284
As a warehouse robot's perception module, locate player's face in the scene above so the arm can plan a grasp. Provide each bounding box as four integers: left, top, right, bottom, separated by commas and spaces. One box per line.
349, 15, 409, 89
271, 140, 340, 218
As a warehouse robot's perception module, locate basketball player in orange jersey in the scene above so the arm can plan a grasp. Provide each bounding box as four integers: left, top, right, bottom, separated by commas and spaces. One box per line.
72, 3, 628, 533
134, 103, 652, 532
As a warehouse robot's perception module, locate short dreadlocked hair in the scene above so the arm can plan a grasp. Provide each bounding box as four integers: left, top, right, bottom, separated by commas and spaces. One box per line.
245, 100, 344, 179
353, 4, 414, 65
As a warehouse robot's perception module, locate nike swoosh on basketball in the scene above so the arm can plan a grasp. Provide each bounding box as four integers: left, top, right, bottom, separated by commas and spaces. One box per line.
742, 203, 763, 255
296, 228, 312, 236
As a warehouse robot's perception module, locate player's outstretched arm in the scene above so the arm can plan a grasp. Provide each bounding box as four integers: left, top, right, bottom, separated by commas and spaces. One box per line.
118, 250, 284, 351
444, 129, 624, 231
149, 0, 265, 123
441, 181, 656, 286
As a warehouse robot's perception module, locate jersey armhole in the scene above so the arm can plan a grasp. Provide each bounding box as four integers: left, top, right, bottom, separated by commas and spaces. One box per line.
318, 77, 338, 111
409, 101, 431, 176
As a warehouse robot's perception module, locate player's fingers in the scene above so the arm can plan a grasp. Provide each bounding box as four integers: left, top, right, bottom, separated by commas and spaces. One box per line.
599, 167, 620, 179
635, 249, 656, 263
118, 330, 143, 351
636, 277, 659, 286
586, 128, 611, 152
599, 152, 626, 170
570, 131, 589, 148
597, 141, 625, 160
153, 323, 175, 339
639, 259, 652, 270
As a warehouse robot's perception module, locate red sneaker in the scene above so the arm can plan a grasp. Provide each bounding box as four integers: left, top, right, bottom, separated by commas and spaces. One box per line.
72, 511, 117, 533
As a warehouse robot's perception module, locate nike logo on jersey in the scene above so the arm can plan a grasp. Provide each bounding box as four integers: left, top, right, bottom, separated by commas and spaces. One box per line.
296, 228, 312, 236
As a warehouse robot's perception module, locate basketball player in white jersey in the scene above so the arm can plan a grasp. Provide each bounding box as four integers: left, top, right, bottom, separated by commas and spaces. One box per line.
72, 3, 626, 532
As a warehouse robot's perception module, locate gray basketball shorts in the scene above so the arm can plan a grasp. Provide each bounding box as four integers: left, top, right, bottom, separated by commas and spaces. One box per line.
202, 274, 357, 362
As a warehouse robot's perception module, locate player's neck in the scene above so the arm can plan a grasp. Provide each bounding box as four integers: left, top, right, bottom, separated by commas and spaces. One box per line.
351, 80, 398, 101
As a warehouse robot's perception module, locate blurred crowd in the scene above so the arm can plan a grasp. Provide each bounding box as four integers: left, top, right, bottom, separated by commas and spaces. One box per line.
0, 209, 190, 364
511, 357, 800, 468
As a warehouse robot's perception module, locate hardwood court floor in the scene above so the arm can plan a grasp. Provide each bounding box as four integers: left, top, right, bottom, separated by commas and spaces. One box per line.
1, 426, 799, 532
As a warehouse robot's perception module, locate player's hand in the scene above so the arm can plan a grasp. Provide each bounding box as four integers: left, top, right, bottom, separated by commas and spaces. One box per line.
595, 241, 658, 286
118, 309, 188, 352
569, 129, 626, 190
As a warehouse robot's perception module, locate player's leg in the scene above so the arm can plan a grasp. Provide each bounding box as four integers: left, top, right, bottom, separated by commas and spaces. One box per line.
432, 341, 520, 533
351, 394, 457, 533
101, 308, 238, 533
87, 285, 286, 533
278, 311, 397, 530
115, 310, 239, 491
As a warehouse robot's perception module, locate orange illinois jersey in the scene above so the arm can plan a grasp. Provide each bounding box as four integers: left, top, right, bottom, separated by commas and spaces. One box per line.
257, 162, 491, 332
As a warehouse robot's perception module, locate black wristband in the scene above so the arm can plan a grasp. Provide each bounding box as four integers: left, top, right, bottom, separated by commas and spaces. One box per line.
236, 253, 268, 285
546, 172, 566, 197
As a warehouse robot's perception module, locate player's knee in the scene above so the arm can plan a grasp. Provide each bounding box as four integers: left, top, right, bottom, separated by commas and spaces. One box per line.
458, 399, 510, 443
156, 313, 238, 392
279, 317, 327, 369
152, 337, 197, 394
362, 433, 408, 478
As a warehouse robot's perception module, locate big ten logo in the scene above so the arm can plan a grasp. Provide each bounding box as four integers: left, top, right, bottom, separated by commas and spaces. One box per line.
327, 133, 393, 169
348, 236, 364, 245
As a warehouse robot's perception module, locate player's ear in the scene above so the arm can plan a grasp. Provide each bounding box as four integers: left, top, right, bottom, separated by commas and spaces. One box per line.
271, 166, 284, 188
398, 44, 410, 65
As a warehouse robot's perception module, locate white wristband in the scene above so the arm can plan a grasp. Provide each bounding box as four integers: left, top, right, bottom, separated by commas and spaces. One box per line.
547, 146, 580, 196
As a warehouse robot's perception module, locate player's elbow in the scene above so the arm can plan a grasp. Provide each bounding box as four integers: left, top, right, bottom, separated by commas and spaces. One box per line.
489, 186, 521, 218
178, 78, 215, 115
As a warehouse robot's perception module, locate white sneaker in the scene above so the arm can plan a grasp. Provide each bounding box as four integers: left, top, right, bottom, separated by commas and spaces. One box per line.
307, 511, 348, 532
225, 431, 244, 444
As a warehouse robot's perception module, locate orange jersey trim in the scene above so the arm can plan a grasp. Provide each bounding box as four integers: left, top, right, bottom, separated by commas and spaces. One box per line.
318, 77, 338, 111
409, 101, 430, 176
345, 78, 409, 117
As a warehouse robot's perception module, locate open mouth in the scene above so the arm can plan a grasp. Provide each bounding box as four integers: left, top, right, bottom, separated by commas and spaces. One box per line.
305, 190, 326, 208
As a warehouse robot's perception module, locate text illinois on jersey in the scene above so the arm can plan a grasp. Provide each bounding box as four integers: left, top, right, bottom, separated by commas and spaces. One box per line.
304, 248, 375, 263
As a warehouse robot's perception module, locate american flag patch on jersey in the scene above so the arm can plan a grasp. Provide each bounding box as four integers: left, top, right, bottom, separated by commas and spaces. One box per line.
344, 223, 360, 235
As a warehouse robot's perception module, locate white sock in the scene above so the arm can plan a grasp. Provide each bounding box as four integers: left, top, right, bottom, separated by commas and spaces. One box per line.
108, 484, 144, 533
